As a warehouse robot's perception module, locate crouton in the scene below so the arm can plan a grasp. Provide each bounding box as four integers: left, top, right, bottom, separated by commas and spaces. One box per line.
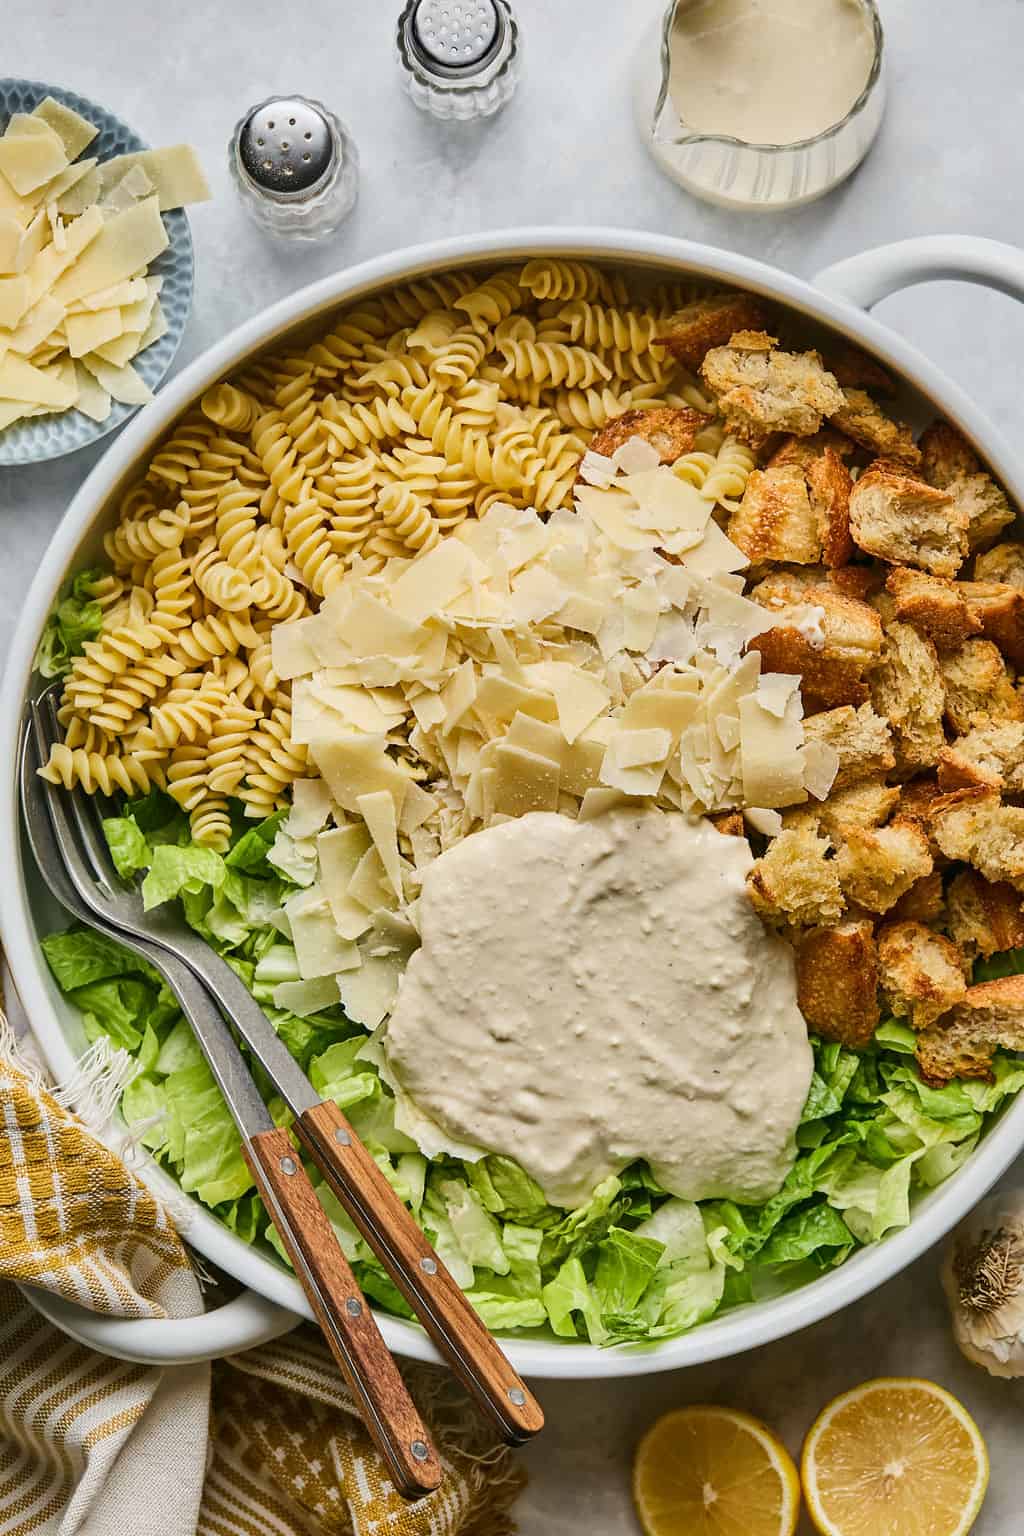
848, 460, 967, 578
974, 542, 1024, 590
835, 822, 934, 915
824, 345, 896, 398
816, 777, 900, 839
831, 390, 921, 467
916, 975, 1024, 1085
796, 921, 879, 1047
867, 620, 946, 774
829, 565, 885, 603
886, 567, 982, 649
768, 430, 856, 470
939, 638, 1024, 734
890, 871, 946, 925
746, 828, 845, 927
803, 703, 895, 790
654, 291, 770, 371
945, 869, 1024, 960
728, 464, 820, 565
938, 721, 1024, 797
701, 333, 846, 447
950, 474, 1015, 554
931, 787, 1024, 889
586, 406, 710, 464
876, 920, 967, 1030
920, 421, 980, 488
710, 810, 745, 838
806, 448, 854, 569
956, 581, 1024, 666
749, 586, 883, 713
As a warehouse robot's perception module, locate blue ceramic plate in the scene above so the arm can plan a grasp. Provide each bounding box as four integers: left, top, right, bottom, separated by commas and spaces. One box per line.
0, 79, 194, 466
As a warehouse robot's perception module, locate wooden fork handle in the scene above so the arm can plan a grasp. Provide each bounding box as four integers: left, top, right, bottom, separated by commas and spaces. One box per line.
242, 1126, 441, 1499
295, 1100, 544, 1445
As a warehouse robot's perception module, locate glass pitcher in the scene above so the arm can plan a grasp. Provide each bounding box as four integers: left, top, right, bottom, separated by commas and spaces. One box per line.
633, 0, 885, 211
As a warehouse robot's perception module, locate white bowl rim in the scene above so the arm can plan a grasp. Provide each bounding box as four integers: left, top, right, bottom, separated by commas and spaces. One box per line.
5, 224, 1024, 1378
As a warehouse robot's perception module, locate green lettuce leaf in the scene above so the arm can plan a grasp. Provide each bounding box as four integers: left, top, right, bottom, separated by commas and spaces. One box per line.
41, 927, 156, 991
141, 845, 227, 910
225, 811, 289, 875
34, 569, 105, 678
102, 815, 151, 880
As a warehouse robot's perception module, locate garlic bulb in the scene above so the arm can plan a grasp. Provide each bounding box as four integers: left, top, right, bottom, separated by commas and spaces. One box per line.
943, 1191, 1024, 1378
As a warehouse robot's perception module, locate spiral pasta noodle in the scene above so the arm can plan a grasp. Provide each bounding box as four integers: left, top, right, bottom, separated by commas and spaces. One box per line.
45, 258, 738, 823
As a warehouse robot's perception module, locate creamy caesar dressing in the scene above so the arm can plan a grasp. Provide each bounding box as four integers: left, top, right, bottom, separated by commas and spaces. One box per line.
384, 810, 813, 1210
668, 0, 876, 146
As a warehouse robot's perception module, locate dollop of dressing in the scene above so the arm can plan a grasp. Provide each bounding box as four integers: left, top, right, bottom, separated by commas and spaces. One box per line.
668, 0, 876, 147
384, 811, 813, 1209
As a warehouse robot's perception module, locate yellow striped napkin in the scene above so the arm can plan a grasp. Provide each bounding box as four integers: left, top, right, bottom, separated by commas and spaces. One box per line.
0, 1010, 525, 1536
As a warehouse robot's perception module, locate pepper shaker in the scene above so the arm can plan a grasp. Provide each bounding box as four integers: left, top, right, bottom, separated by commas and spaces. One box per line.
229, 96, 359, 240
397, 0, 520, 121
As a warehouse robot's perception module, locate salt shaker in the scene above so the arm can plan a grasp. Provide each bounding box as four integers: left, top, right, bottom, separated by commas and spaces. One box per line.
229, 96, 359, 241
396, 0, 520, 122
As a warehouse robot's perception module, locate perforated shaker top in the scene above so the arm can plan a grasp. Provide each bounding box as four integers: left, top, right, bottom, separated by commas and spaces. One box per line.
237, 98, 335, 197
408, 0, 505, 77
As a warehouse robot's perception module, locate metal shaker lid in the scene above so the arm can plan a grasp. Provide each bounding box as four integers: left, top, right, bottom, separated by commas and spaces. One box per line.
406, 0, 505, 78
237, 98, 335, 198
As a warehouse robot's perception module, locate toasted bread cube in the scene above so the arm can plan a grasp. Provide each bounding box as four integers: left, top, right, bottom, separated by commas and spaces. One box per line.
829, 565, 885, 603
916, 975, 1024, 1085
825, 345, 896, 398
920, 421, 980, 488
956, 581, 1024, 666
931, 787, 1024, 889
710, 809, 745, 838
729, 464, 820, 564
831, 390, 921, 467
938, 721, 1024, 797
849, 460, 967, 577
867, 620, 946, 774
796, 921, 879, 1047
877, 919, 967, 1030
939, 638, 1024, 734
886, 567, 982, 649
945, 869, 1024, 960
654, 291, 770, 370
974, 542, 1024, 590
747, 828, 845, 927
950, 474, 1015, 554
768, 430, 856, 470
586, 406, 710, 464
835, 822, 933, 915
701, 333, 845, 447
750, 586, 883, 714
817, 777, 900, 839
806, 447, 854, 569
803, 703, 894, 790
890, 870, 946, 925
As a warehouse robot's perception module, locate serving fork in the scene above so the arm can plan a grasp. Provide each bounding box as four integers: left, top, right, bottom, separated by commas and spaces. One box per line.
21, 715, 444, 1499
25, 684, 543, 1448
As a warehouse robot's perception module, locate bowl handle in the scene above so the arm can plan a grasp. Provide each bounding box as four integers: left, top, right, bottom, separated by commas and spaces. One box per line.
18, 1280, 300, 1366
813, 235, 1024, 310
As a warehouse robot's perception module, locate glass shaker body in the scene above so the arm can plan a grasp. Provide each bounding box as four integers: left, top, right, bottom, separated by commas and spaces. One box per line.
229, 95, 359, 241
396, 0, 520, 121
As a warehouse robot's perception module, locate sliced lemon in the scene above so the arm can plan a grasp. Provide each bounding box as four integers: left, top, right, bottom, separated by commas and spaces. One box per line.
801, 1377, 989, 1536
633, 1405, 801, 1536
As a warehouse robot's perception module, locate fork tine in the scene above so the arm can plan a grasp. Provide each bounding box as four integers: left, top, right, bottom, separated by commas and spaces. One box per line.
30, 693, 118, 909
38, 686, 121, 896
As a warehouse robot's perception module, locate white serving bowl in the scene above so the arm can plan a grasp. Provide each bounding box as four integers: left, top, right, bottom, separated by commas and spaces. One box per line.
5, 228, 1024, 1375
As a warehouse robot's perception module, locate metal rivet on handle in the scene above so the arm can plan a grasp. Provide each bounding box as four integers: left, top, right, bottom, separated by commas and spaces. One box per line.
346, 1297, 362, 1317
508, 1387, 526, 1406
410, 1439, 430, 1462
280, 1155, 297, 1175
334, 1127, 351, 1146
419, 1257, 437, 1275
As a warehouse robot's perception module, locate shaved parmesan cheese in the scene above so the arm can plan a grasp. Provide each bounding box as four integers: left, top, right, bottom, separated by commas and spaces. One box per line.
680, 518, 749, 577
739, 694, 807, 809
310, 734, 409, 818
0, 351, 75, 407
0, 275, 29, 328
744, 806, 784, 837
71, 360, 110, 422
65, 305, 123, 358
612, 435, 661, 473
32, 98, 98, 160
0, 212, 22, 274
287, 778, 334, 839
78, 353, 152, 404
272, 975, 341, 1016
390, 538, 476, 624
579, 448, 618, 487
0, 122, 67, 195
801, 739, 841, 801
356, 790, 405, 901
96, 145, 211, 211
285, 885, 361, 979
52, 196, 168, 304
